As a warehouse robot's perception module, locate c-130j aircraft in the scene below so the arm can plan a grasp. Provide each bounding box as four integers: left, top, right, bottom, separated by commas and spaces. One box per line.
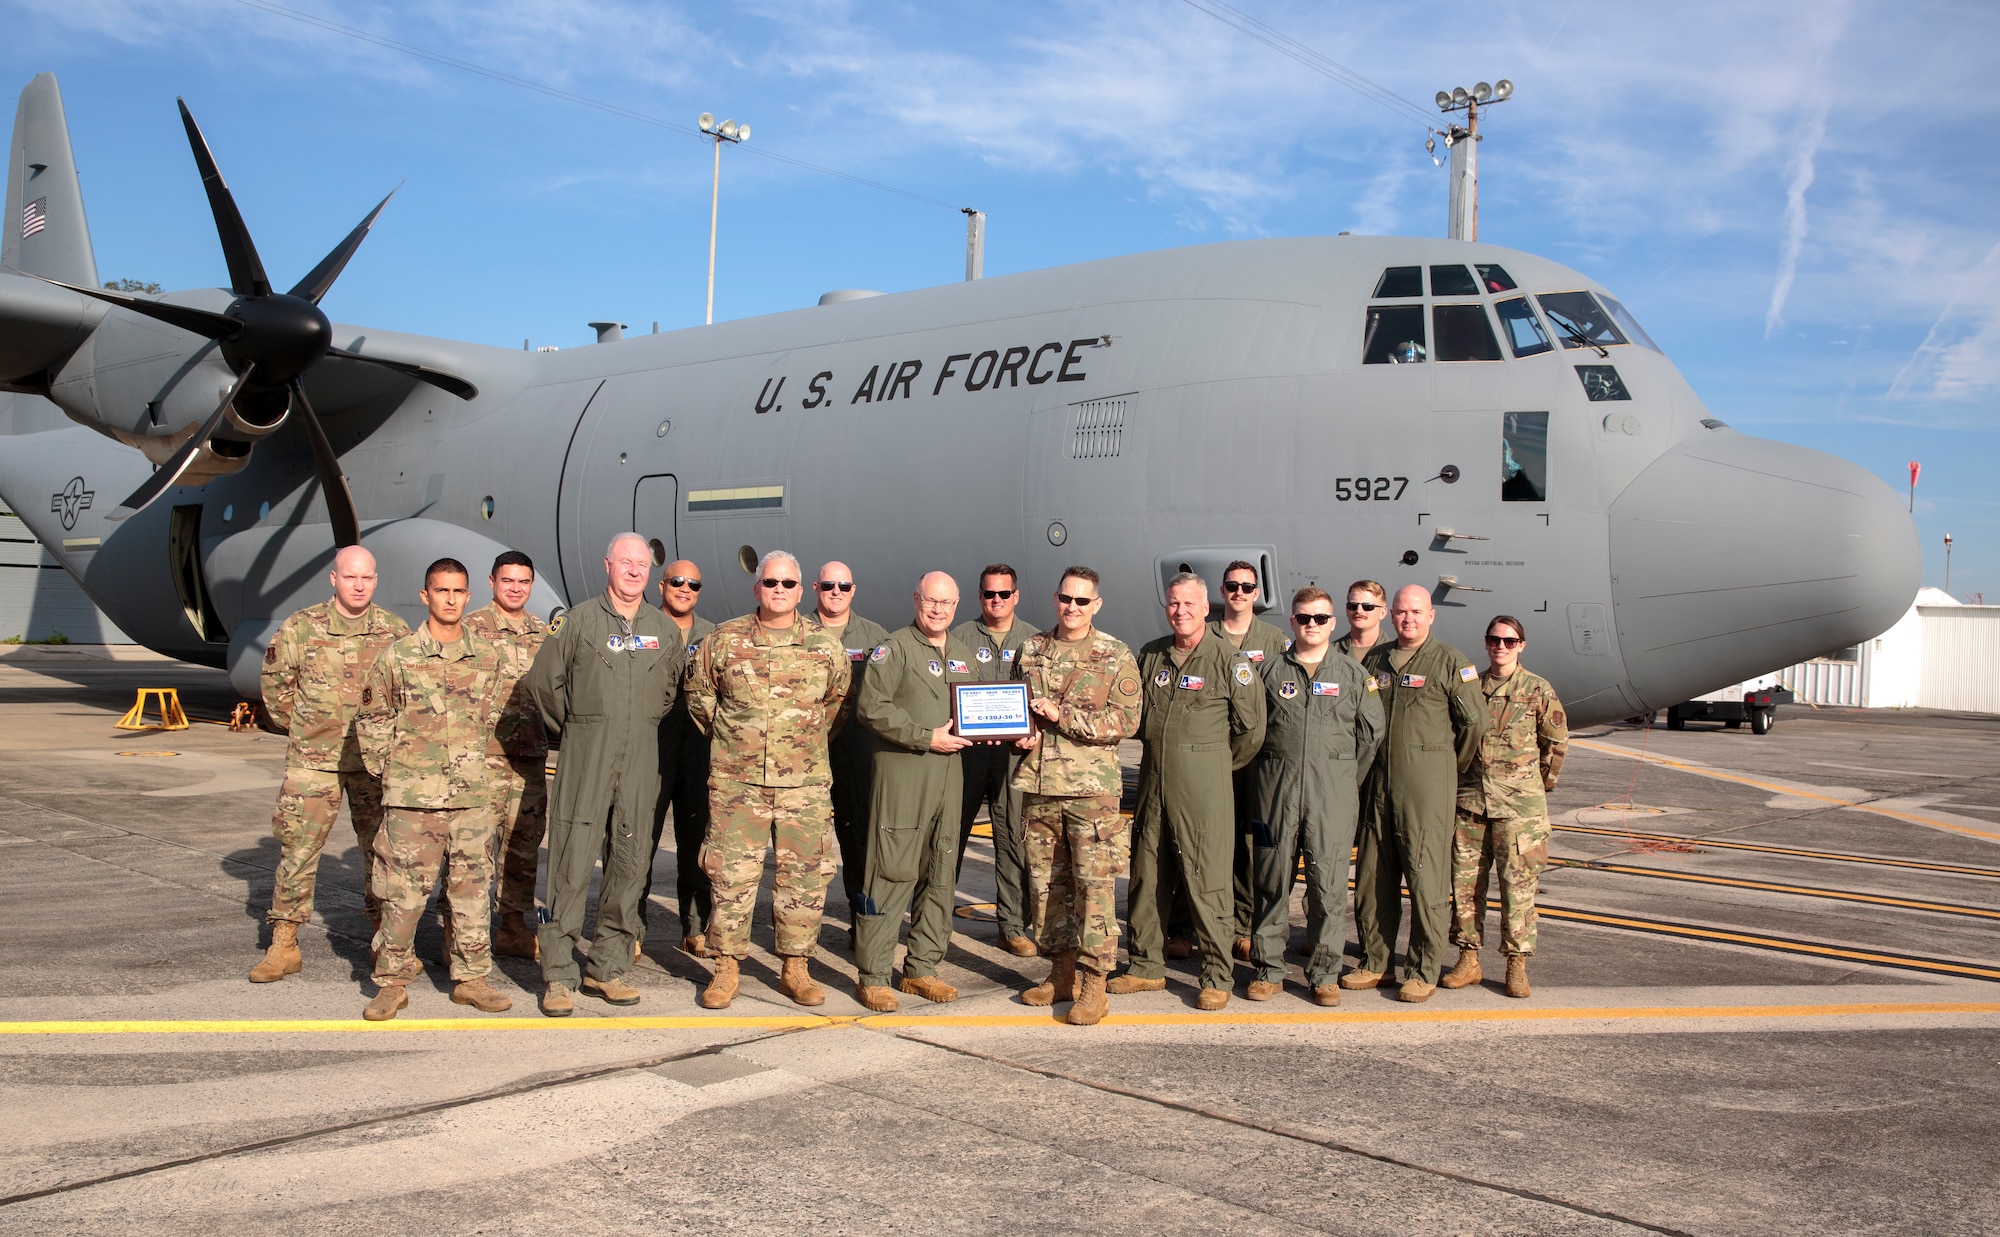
0, 73, 1917, 725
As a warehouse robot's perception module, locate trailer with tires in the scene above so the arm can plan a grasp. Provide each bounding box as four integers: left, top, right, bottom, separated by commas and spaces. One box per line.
1667, 673, 1795, 735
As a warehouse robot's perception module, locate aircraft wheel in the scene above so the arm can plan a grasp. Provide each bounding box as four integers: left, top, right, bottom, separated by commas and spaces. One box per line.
1749, 708, 1775, 735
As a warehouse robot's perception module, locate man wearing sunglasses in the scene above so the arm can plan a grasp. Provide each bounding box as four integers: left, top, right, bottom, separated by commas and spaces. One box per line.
462, 551, 549, 963
953, 564, 1040, 957
1244, 587, 1383, 1005
1013, 567, 1143, 1025
522, 533, 685, 1016
685, 552, 851, 1009
1334, 580, 1390, 660
805, 561, 892, 945
1114, 572, 1266, 1010
648, 561, 716, 959
1203, 560, 1289, 961
1441, 615, 1568, 999
1346, 585, 1487, 1003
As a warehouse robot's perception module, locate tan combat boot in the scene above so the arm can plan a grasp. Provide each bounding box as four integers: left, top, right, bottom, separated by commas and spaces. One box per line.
1164, 937, 1193, 959
249, 921, 302, 983
1505, 955, 1531, 998
363, 983, 408, 1021
681, 934, 709, 958
1067, 968, 1108, 1025
898, 974, 959, 1003
1311, 983, 1342, 1007
701, 956, 739, 1009
778, 955, 824, 1007
1022, 951, 1077, 1006
1197, 987, 1229, 1011
452, 977, 513, 1012
1232, 937, 1252, 961
1105, 973, 1166, 994
582, 975, 642, 1006
1338, 967, 1387, 990
1439, 948, 1482, 989
1245, 979, 1280, 1001
856, 983, 900, 1012
492, 912, 539, 960
1397, 975, 1436, 1003
540, 981, 574, 1018
1002, 934, 1038, 958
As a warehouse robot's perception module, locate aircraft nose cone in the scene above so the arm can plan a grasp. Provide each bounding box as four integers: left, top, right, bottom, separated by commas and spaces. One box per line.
1607, 427, 1918, 709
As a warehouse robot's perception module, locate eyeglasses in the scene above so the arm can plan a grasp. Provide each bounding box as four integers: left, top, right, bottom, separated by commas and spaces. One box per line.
1222, 581, 1258, 594
1485, 635, 1523, 648
760, 578, 801, 590
1292, 612, 1335, 626
980, 589, 1015, 600
1346, 601, 1381, 612
1055, 592, 1096, 608
816, 581, 854, 593
665, 576, 702, 592
920, 598, 956, 609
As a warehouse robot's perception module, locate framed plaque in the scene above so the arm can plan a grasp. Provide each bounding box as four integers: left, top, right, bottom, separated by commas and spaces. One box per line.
951, 681, 1034, 741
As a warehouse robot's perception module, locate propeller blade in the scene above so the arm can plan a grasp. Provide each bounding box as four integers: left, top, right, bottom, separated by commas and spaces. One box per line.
177, 99, 271, 298
288, 185, 400, 306
31, 275, 240, 342
117, 363, 258, 515
324, 347, 479, 400
288, 379, 361, 548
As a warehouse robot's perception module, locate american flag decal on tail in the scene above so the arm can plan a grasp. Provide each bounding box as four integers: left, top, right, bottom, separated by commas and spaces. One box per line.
21, 197, 47, 239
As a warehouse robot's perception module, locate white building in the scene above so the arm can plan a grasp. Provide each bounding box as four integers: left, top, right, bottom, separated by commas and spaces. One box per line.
0, 500, 131, 644
1779, 587, 2000, 714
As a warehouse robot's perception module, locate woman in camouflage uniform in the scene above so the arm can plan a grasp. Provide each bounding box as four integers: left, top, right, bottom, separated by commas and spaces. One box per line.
1440, 615, 1567, 998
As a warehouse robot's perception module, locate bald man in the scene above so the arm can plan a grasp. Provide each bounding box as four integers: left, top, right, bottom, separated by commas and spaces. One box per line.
250, 545, 411, 983
804, 559, 890, 944
1346, 585, 1487, 1002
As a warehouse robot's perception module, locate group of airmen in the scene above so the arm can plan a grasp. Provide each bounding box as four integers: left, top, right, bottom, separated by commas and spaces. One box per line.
248, 537, 1567, 1022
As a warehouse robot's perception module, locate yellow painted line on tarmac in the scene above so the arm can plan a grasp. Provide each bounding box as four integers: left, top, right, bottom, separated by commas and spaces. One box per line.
1556, 824, 2000, 878
5, 1001, 1999, 1036
1537, 904, 2000, 980
1551, 858, 2000, 920
1570, 739, 2000, 842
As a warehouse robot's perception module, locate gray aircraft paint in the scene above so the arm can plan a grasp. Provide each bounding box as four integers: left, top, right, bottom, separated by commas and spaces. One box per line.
0, 75, 1919, 722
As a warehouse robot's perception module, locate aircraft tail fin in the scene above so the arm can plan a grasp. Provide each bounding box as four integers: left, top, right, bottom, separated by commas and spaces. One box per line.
2, 73, 99, 288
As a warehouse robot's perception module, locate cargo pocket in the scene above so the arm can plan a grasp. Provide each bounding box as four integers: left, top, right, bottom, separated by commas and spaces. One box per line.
872, 824, 923, 884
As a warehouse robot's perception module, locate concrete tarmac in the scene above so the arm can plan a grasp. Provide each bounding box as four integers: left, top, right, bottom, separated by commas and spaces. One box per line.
1, 649, 1997, 1235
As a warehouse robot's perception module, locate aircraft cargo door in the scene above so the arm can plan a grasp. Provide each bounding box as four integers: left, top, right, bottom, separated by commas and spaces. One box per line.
633, 474, 678, 594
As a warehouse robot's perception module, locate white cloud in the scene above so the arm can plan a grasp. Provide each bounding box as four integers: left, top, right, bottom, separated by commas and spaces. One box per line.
1888, 239, 2000, 401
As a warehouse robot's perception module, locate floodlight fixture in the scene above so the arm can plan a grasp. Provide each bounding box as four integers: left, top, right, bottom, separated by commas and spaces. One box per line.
1473, 81, 1492, 102
719, 119, 739, 139
698, 112, 715, 132
736, 123, 750, 142
1494, 79, 1514, 100
1451, 86, 1469, 106
1436, 90, 1452, 110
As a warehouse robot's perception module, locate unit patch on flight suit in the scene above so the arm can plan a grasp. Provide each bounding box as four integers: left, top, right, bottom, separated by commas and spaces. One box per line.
976, 647, 993, 663
928, 659, 943, 676
1154, 668, 1172, 687
1234, 663, 1254, 685
1279, 680, 1298, 699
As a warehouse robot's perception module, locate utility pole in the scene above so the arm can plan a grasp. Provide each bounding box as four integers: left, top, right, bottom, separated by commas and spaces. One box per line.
962, 208, 985, 281
1433, 81, 1512, 241
1944, 532, 1953, 594
697, 113, 750, 325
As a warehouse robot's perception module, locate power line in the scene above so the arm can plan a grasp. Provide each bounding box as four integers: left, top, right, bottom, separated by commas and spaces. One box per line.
228, 0, 967, 211
1178, 0, 1437, 129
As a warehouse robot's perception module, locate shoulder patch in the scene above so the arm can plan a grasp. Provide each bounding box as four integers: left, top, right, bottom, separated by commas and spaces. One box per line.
871, 644, 889, 662
1117, 676, 1140, 697
1460, 665, 1478, 682
548, 613, 565, 636
264, 644, 277, 664
361, 686, 372, 705
1234, 663, 1254, 685
1365, 677, 1379, 693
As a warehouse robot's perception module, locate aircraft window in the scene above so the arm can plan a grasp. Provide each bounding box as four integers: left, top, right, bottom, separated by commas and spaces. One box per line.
1494, 297, 1553, 357
1536, 291, 1628, 349
1502, 412, 1548, 503
1429, 265, 1479, 296
1575, 365, 1632, 401
1372, 266, 1422, 298
1477, 263, 1518, 293
1432, 304, 1503, 361
1363, 305, 1426, 364
1599, 294, 1662, 353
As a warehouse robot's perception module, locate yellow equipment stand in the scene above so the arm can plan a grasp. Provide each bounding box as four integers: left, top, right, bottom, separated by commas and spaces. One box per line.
117, 688, 190, 731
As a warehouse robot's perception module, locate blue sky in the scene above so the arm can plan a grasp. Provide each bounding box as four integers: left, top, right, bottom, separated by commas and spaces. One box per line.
6, 0, 1996, 602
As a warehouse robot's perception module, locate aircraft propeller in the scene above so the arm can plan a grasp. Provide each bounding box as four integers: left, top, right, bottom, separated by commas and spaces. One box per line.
26, 99, 477, 548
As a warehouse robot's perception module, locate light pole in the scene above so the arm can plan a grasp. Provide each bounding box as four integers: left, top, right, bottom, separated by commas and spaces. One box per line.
1432, 80, 1512, 241
1945, 532, 1954, 594
697, 112, 749, 325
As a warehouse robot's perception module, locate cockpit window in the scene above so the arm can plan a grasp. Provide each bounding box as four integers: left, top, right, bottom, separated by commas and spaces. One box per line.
1493, 297, 1553, 357
1432, 304, 1503, 361
1598, 294, 1661, 353
1363, 305, 1426, 364
1502, 412, 1548, 503
1476, 263, 1518, 293
1372, 266, 1422, 298
1429, 265, 1479, 296
1536, 291, 1628, 349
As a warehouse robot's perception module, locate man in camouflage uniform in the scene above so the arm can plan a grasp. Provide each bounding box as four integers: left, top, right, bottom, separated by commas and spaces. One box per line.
1440, 615, 1568, 999
851, 572, 976, 1012
249, 544, 409, 984
953, 563, 1039, 956
1346, 585, 1487, 1003
521, 533, 685, 1016
354, 558, 508, 1021
1013, 566, 1143, 1026
686, 551, 851, 1009
1115, 573, 1266, 1010
462, 550, 548, 961
806, 559, 890, 941
648, 559, 716, 957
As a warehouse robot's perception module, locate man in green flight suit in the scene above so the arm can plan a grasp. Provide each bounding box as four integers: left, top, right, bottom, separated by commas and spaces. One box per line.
852, 571, 977, 1011
806, 560, 891, 946
522, 533, 685, 1016
1344, 584, 1488, 1003
953, 563, 1040, 957
1112, 572, 1266, 1010
1245, 586, 1383, 1005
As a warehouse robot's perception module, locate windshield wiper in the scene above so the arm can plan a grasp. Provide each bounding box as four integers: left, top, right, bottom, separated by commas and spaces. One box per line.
1553, 317, 1610, 358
